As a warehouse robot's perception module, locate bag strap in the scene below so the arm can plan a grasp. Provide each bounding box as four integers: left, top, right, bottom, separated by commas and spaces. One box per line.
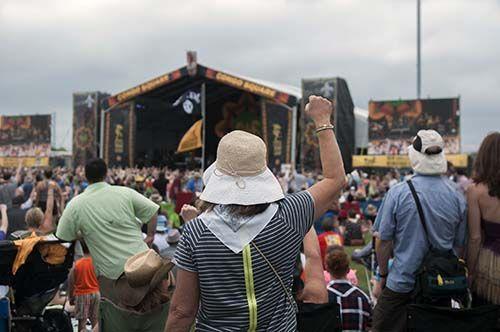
407, 180, 433, 249
250, 241, 298, 313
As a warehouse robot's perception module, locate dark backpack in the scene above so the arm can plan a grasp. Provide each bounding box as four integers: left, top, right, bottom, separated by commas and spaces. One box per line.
407, 180, 468, 305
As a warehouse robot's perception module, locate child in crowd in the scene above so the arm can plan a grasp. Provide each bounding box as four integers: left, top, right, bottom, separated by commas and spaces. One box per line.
68, 240, 100, 332
326, 246, 372, 331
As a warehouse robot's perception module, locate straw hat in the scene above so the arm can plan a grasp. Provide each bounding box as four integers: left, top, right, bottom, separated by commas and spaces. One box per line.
115, 249, 173, 307
408, 130, 447, 175
200, 130, 284, 205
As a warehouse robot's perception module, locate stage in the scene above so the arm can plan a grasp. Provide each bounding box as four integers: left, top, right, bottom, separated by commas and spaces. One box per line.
100, 60, 301, 170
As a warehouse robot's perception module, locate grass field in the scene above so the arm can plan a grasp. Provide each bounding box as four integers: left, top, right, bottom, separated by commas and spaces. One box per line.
344, 245, 370, 294
344, 233, 373, 295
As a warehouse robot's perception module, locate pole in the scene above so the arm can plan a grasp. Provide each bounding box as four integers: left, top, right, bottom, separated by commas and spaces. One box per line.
99, 109, 106, 159
291, 105, 297, 168
201, 83, 206, 171
51, 112, 56, 148
417, 0, 421, 99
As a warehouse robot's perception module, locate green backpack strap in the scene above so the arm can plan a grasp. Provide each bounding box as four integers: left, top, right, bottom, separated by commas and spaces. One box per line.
243, 244, 258, 331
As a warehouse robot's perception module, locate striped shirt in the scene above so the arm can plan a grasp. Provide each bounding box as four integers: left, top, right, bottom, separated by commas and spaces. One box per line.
174, 191, 315, 331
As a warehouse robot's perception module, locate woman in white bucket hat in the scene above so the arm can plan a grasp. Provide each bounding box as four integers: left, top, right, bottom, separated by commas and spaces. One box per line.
166, 96, 346, 332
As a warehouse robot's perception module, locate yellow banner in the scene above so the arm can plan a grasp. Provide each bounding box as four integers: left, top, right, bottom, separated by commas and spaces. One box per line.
0, 157, 49, 167
116, 73, 171, 103
177, 120, 202, 153
214, 72, 277, 99
446, 154, 468, 168
352, 154, 468, 168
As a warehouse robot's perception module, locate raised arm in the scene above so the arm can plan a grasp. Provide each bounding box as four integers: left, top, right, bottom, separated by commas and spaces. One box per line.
40, 182, 55, 234
14, 160, 23, 185
301, 228, 328, 303
34, 181, 43, 206
0, 204, 8, 235
59, 189, 66, 215
306, 96, 346, 220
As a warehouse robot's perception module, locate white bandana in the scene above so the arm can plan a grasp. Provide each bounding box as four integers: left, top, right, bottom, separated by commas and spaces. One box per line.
199, 204, 279, 254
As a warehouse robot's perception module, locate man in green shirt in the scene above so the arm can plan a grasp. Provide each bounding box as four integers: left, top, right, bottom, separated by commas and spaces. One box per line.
56, 159, 158, 279
56, 159, 166, 331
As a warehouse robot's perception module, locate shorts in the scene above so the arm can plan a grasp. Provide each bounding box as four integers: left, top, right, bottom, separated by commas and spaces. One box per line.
74, 292, 100, 321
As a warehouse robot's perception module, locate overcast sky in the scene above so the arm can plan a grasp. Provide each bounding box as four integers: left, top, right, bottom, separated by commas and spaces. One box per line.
1, 0, 499, 152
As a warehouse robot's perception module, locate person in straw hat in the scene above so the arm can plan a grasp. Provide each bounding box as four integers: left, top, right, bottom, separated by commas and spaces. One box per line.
165, 95, 346, 331
102, 249, 174, 331
372, 129, 466, 332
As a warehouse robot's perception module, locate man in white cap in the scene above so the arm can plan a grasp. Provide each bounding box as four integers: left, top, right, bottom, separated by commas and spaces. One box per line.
372, 130, 467, 332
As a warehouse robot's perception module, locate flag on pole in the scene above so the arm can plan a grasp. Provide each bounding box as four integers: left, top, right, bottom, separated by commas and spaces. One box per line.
173, 89, 201, 115
177, 120, 203, 153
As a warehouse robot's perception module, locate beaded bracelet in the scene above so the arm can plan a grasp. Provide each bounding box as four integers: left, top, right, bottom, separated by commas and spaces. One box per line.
315, 124, 335, 134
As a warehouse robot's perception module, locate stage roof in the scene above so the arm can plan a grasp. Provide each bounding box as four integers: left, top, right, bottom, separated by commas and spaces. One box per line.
103, 64, 302, 109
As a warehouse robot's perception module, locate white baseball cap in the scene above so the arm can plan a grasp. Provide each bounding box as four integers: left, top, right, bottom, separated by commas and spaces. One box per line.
408, 129, 447, 175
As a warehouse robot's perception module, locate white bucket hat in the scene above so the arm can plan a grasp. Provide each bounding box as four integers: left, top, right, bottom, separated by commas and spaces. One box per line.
408, 129, 447, 175
200, 130, 284, 205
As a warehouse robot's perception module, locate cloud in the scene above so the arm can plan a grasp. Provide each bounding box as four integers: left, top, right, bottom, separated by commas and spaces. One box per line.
0, 0, 498, 152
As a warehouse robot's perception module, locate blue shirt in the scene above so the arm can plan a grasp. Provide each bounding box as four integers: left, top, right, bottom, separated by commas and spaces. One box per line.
373, 174, 467, 293
186, 178, 203, 193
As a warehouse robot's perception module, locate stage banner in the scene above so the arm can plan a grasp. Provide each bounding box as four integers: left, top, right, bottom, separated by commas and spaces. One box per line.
104, 102, 135, 167
0, 114, 51, 167
261, 100, 292, 173
300, 78, 355, 172
352, 154, 468, 168
301, 79, 335, 171
73, 92, 109, 166
215, 93, 262, 138
368, 98, 460, 155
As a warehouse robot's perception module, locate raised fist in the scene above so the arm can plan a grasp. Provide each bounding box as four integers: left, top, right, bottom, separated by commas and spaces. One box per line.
0, 204, 7, 212
180, 204, 200, 222
305, 95, 333, 125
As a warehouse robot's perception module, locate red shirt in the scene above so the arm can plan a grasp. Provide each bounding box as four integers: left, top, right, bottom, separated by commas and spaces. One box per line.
318, 231, 344, 267
342, 201, 361, 215
73, 256, 99, 296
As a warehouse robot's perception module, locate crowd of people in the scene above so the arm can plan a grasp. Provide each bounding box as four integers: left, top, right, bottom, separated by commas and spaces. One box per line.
368, 136, 460, 155
0, 143, 52, 158
0, 96, 499, 331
